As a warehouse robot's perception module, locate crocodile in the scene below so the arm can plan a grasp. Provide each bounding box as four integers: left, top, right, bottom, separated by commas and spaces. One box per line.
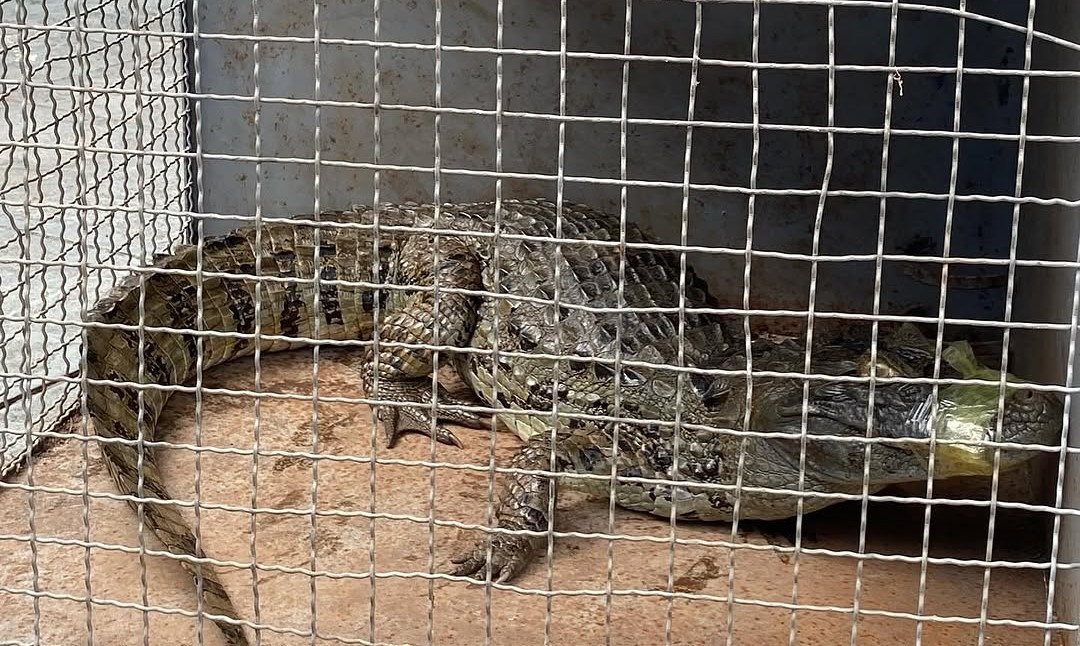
83, 199, 1064, 645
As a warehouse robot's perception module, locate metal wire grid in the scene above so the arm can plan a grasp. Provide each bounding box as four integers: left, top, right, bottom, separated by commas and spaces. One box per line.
0, 0, 191, 477
0, 0, 1078, 645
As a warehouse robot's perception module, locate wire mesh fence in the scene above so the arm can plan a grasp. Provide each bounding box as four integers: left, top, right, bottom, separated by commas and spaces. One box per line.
0, 0, 190, 477
1, 1, 1079, 645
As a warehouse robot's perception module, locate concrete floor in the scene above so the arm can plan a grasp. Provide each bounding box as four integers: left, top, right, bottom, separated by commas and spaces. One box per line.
0, 349, 1067, 645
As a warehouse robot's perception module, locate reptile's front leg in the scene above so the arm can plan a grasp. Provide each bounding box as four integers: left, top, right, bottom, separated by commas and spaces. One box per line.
450, 433, 566, 581
358, 235, 490, 447
451, 423, 632, 582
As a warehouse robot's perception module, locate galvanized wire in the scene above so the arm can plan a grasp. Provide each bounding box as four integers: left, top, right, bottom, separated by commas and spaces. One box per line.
2, 2, 1079, 644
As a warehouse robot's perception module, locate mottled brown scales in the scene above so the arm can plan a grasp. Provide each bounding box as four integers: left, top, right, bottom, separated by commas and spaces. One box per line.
84, 199, 1064, 645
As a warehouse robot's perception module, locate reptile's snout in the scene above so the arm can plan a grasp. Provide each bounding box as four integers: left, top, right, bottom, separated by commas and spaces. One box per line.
1000, 386, 1064, 445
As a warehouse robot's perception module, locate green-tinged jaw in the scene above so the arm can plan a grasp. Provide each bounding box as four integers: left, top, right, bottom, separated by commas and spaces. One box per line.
929, 340, 1060, 477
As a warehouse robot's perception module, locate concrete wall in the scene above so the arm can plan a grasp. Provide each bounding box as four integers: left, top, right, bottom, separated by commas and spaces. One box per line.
192, 1, 1030, 329
1026, 0, 1080, 638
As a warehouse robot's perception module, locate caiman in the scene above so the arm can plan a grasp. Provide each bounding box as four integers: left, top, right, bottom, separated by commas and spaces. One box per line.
83, 199, 1064, 645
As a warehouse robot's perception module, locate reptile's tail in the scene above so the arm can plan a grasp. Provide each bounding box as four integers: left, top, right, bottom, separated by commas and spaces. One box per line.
84, 218, 379, 645
95, 434, 249, 645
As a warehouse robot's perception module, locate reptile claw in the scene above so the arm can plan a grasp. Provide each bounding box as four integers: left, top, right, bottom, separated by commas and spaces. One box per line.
448, 533, 537, 583
376, 405, 464, 449
437, 427, 465, 449
371, 380, 490, 449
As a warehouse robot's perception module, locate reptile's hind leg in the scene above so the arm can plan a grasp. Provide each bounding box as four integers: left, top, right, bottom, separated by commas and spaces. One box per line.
358, 235, 491, 447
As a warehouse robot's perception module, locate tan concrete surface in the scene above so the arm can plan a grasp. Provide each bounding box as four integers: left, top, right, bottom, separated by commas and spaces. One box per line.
0, 349, 1067, 645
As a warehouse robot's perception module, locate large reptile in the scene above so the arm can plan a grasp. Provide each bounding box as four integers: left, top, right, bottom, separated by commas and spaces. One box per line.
84, 199, 1063, 645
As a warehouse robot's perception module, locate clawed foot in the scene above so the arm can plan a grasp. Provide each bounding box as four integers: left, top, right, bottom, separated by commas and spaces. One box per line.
449, 532, 538, 583
373, 379, 492, 448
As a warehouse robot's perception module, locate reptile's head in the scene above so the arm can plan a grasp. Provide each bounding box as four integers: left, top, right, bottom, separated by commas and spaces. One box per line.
931, 382, 1064, 477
